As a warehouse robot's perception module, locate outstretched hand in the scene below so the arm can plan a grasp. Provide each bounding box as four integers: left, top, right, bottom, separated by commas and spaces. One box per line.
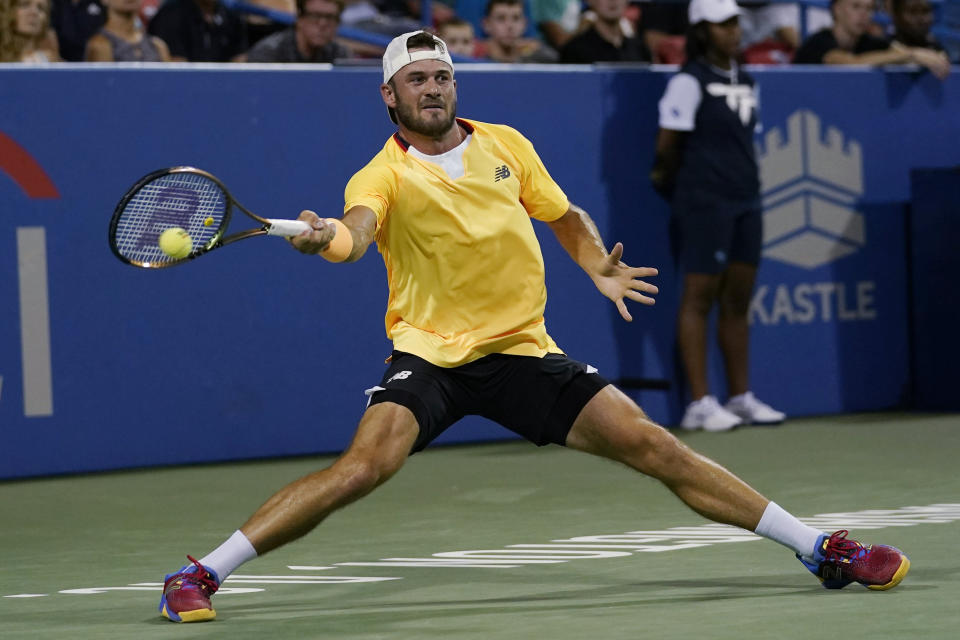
288, 210, 337, 255
592, 242, 658, 322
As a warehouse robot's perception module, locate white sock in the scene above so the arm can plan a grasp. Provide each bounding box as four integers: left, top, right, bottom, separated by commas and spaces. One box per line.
197, 530, 258, 582
754, 502, 825, 558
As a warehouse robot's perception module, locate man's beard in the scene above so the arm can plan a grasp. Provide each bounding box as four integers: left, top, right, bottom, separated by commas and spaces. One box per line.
394, 96, 458, 138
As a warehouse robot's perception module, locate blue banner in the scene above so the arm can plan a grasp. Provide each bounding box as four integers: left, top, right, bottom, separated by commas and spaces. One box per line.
1, 65, 957, 478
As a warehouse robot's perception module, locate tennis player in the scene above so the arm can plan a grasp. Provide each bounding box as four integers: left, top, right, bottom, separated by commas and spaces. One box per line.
158, 30, 910, 623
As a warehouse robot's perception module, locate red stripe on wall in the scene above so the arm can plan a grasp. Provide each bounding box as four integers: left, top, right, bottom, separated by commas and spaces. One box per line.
0, 132, 60, 199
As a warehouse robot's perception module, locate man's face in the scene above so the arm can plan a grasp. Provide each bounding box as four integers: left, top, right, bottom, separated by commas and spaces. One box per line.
484, 4, 526, 46
384, 58, 458, 137
298, 0, 340, 49
707, 16, 741, 59
589, 0, 627, 23
833, 0, 874, 36
894, 0, 934, 42
439, 25, 475, 57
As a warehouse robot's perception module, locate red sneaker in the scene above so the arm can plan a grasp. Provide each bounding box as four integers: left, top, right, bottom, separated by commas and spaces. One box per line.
159, 555, 220, 622
798, 530, 910, 590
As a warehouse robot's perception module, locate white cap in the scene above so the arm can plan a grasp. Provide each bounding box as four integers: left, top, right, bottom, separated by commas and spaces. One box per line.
688, 0, 743, 24
382, 30, 454, 84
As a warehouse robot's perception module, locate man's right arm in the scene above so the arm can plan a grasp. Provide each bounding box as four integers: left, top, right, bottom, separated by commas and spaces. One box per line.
289, 206, 378, 263
823, 44, 950, 79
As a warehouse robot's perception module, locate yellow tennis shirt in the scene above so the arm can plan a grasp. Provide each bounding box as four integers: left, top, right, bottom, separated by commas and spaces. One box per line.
344, 119, 570, 367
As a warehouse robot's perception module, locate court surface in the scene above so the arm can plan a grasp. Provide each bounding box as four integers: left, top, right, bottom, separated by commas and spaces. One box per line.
2, 412, 959, 639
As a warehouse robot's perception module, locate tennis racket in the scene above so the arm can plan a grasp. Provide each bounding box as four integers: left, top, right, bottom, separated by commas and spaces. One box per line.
109, 166, 312, 268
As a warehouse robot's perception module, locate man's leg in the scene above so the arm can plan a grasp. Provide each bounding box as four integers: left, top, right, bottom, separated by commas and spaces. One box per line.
565, 384, 768, 530
676, 273, 742, 431
564, 386, 909, 589
716, 261, 786, 425
160, 402, 419, 622
240, 402, 419, 554
676, 272, 720, 403
716, 262, 756, 399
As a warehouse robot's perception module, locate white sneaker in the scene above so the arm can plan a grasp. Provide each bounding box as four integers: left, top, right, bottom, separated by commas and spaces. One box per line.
724, 392, 786, 425
680, 395, 743, 432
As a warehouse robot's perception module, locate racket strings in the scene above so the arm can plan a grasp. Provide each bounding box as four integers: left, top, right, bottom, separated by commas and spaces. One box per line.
113, 172, 228, 265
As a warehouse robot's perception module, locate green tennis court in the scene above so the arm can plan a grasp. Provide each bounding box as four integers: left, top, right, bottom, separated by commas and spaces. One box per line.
3, 412, 959, 639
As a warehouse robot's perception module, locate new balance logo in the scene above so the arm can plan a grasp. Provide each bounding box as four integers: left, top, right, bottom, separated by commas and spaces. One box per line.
494, 165, 510, 182
386, 371, 412, 384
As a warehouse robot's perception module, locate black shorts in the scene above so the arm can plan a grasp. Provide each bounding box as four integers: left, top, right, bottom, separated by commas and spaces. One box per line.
367, 351, 610, 453
671, 193, 762, 275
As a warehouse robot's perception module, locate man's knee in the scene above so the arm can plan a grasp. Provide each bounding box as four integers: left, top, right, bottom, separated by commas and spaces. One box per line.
334, 450, 406, 500
627, 424, 690, 476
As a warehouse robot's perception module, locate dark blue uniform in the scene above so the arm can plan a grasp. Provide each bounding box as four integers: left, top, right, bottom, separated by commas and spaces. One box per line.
659, 60, 762, 274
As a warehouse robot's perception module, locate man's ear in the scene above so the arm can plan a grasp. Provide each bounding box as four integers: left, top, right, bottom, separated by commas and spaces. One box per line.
380, 83, 397, 109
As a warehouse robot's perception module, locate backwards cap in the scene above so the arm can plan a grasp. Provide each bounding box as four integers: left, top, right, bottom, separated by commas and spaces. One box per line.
382, 30, 454, 84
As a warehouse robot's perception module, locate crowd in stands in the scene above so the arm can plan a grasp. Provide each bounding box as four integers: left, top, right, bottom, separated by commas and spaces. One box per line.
0, 0, 954, 72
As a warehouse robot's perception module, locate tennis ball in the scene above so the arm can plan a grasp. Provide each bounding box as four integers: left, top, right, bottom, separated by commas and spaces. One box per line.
158, 227, 193, 259
204, 216, 214, 227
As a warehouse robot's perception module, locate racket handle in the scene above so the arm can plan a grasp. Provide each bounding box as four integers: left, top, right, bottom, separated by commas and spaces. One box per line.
266, 219, 313, 237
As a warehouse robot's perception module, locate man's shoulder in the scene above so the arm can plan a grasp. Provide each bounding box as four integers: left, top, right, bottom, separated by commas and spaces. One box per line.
246, 28, 295, 62
794, 28, 837, 63
464, 120, 529, 145
856, 33, 891, 54
353, 136, 408, 175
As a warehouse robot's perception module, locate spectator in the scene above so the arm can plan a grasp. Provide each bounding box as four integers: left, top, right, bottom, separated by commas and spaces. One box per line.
560, 0, 649, 62
793, 0, 949, 78
481, 0, 557, 62
85, 0, 170, 60
147, 0, 248, 61
636, 0, 686, 63
244, 0, 296, 47
530, 0, 581, 50
651, 0, 785, 431
49, 0, 104, 60
339, 0, 424, 38
437, 17, 477, 57
739, 2, 798, 50
889, 0, 945, 52
1, 0, 59, 61
244, 0, 352, 62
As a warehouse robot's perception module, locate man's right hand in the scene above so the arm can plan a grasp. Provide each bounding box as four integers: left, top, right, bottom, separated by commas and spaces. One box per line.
910, 47, 951, 80
288, 210, 338, 255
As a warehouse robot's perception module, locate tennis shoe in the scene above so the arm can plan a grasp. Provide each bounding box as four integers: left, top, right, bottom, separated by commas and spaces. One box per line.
797, 530, 910, 590
724, 392, 785, 425
680, 395, 742, 432
159, 555, 220, 622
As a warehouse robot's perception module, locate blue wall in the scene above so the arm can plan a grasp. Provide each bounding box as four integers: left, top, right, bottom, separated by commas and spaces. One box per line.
1, 65, 958, 478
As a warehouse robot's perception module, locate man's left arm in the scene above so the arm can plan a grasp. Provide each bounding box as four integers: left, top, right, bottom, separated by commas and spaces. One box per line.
546, 204, 659, 322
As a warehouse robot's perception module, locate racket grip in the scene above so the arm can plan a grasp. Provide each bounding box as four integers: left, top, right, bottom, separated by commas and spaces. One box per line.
266, 219, 313, 237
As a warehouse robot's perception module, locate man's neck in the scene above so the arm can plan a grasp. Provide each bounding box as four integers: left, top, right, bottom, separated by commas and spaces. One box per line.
593, 17, 624, 48
832, 24, 859, 50
295, 26, 316, 59
400, 121, 466, 156
487, 40, 518, 62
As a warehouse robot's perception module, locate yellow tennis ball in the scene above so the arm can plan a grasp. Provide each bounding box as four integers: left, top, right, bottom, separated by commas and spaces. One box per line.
203, 216, 214, 227
158, 227, 193, 259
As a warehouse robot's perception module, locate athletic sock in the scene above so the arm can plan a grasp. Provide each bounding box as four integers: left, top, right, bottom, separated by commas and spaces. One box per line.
197, 529, 258, 583
754, 502, 825, 558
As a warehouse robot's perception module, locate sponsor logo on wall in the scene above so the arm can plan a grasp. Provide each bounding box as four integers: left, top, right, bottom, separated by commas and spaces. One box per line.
753, 110, 875, 325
